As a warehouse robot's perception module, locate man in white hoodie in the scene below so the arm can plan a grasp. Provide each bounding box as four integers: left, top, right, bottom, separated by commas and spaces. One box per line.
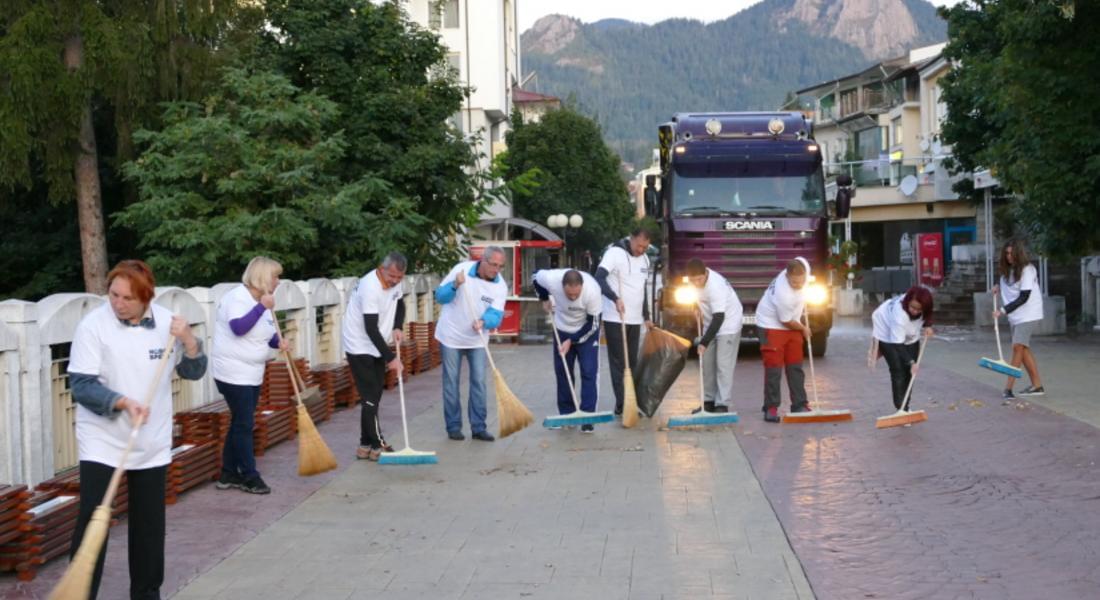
755, 258, 812, 422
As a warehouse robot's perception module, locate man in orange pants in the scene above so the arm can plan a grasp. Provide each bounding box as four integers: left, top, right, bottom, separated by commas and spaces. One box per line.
755, 258, 811, 423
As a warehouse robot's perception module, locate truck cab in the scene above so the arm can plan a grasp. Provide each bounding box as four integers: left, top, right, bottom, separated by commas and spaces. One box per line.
644, 112, 852, 356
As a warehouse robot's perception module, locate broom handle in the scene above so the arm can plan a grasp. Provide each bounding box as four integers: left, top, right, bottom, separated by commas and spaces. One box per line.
899, 335, 929, 412
992, 291, 1006, 363
803, 309, 820, 406
696, 311, 706, 411
549, 299, 583, 412
269, 310, 305, 407
395, 342, 412, 450
100, 330, 177, 510
618, 280, 632, 371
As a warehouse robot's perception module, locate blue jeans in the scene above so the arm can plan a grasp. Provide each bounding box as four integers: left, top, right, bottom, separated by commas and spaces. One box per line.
441, 344, 488, 435
215, 379, 259, 479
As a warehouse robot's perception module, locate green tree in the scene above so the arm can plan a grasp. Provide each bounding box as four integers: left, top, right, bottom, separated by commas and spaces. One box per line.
259, 0, 498, 273
117, 68, 425, 284
938, 0, 1099, 257
0, 0, 259, 293
504, 107, 635, 262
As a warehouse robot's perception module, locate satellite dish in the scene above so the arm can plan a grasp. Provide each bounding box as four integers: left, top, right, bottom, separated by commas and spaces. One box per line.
931, 139, 943, 156
919, 138, 931, 153
899, 175, 919, 197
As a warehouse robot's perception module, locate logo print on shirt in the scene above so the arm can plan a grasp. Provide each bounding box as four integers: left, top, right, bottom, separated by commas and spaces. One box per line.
149, 348, 165, 360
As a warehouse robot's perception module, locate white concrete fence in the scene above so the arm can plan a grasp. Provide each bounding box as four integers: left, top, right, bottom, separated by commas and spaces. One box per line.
0, 274, 442, 487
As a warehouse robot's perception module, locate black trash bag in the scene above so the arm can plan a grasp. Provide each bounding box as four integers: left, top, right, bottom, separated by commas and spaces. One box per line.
635, 327, 692, 418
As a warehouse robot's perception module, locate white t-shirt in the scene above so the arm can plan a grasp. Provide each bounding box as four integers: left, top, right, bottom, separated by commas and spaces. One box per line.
435, 261, 508, 349
68, 303, 179, 470
341, 269, 404, 357
211, 284, 276, 385
1000, 264, 1043, 325
598, 243, 650, 325
872, 295, 924, 344
698, 268, 743, 337
534, 269, 603, 334
755, 270, 806, 331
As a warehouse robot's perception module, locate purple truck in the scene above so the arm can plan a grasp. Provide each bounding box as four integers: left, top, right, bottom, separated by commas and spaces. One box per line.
643, 112, 853, 356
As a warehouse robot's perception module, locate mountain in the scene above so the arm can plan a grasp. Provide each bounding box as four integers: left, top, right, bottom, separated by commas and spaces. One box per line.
520, 0, 947, 168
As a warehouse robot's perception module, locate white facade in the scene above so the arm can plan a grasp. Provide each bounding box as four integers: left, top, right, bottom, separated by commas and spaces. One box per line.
404, 0, 520, 220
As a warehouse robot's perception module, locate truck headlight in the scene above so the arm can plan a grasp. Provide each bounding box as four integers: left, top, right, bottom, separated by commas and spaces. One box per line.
806, 283, 828, 306
674, 286, 698, 306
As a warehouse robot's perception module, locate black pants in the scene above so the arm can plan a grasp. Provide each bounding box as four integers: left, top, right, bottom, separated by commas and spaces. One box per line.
215, 379, 260, 479
604, 321, 641, 414
347, 352, 387, 449
71, 460, 166, 600
881, 340, 920, 410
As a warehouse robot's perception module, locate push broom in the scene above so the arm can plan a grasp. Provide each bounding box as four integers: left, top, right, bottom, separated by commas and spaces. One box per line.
543, 299, 614, 428
49, 332, 175, 600
667, 311, 740, 428
978, 293, 1024, 379
876, 335, 930, 429
378, 343, 438, 465
618, 281, 639, 429
783, 310, 853, 423
272, 312, 337, 476
459, 280, 534, 438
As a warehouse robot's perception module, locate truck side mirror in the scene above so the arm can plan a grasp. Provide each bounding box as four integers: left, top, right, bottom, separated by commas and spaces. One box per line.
835, 187, 852, 219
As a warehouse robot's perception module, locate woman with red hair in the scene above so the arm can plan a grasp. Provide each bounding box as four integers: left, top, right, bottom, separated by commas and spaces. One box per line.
66, 260, 207, 599
871, 286, 934, 411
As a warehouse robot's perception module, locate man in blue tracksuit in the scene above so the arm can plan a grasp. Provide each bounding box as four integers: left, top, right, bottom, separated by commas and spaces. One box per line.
533, 269, 604, 432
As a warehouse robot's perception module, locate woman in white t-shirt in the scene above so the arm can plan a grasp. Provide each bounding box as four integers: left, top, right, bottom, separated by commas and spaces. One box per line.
992, 239, 1045, 399
871, 286, 934, 411
211, 256, 288, 495
68, 260, 206, 599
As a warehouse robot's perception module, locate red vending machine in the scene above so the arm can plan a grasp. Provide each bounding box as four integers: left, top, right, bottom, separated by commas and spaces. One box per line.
915, 233, 944, 287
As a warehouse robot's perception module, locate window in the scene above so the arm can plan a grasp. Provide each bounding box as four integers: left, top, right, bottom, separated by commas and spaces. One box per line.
429, 1, 441, 29
892, 118, 903, 148
443, 0, 459, 28
933, 85, 948, 131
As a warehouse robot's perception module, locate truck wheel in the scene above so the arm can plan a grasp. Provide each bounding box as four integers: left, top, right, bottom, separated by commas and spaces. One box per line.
810, 333, 827, 357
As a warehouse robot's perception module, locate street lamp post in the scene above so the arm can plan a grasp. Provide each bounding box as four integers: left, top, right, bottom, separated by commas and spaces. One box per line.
546, 213, 583, 267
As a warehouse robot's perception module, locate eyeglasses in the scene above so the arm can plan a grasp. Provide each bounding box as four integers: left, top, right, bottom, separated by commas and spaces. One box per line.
485, 262, 505, 269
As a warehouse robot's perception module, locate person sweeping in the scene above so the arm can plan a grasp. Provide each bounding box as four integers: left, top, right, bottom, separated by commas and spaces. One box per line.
342, 252, 407, 462
684, 258, 742, 414
756, 258, 811, 423
594, 227, 654, 419
63, 260, 207, 600
534, 268, 605, 432
871, 286, 934, 411
211, 256, 288, 495
433, 247, 510, 442
993, 239, 1045, 400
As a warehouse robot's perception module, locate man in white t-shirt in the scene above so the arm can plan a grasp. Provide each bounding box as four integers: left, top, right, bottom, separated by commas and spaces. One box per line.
992, 239, 1045, 399
68, 260, 206, 599
756, 258, 811, 422
434, 246, 509, 441
595, 228, 653, 417
533, 268, 604, 432
685, 258, 743, 413
342, 252, 407, 461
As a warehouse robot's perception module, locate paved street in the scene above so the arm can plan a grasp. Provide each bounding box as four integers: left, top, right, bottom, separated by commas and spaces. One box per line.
2, 320, 1099, 599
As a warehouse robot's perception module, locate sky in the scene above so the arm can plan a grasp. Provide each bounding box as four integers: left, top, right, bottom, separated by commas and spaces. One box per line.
518, 0, 964, 33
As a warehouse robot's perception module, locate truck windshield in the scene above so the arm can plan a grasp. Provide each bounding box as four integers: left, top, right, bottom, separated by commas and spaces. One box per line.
671, 168, 826, 216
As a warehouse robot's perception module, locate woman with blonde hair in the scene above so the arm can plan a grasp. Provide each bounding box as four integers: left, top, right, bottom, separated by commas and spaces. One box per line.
992, 239, 1045, 399
211, 256, 288, 494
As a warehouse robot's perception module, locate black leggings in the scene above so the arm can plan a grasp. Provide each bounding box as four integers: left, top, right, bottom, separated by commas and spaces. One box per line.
71, 461, 167, 600
881, 341, 920, 410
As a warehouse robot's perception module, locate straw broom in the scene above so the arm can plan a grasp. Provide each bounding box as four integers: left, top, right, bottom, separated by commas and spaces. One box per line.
618, 281, 639, 428
458, 271, 533, 437
49, 332, 175, 600
271, 311, 337, 476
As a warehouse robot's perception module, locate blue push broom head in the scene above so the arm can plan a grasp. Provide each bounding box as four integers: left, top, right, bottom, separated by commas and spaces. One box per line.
667, 412, 741, 428
542, 411, 615, 428
978, 357, 1024, 379
378, 448, 438, 465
